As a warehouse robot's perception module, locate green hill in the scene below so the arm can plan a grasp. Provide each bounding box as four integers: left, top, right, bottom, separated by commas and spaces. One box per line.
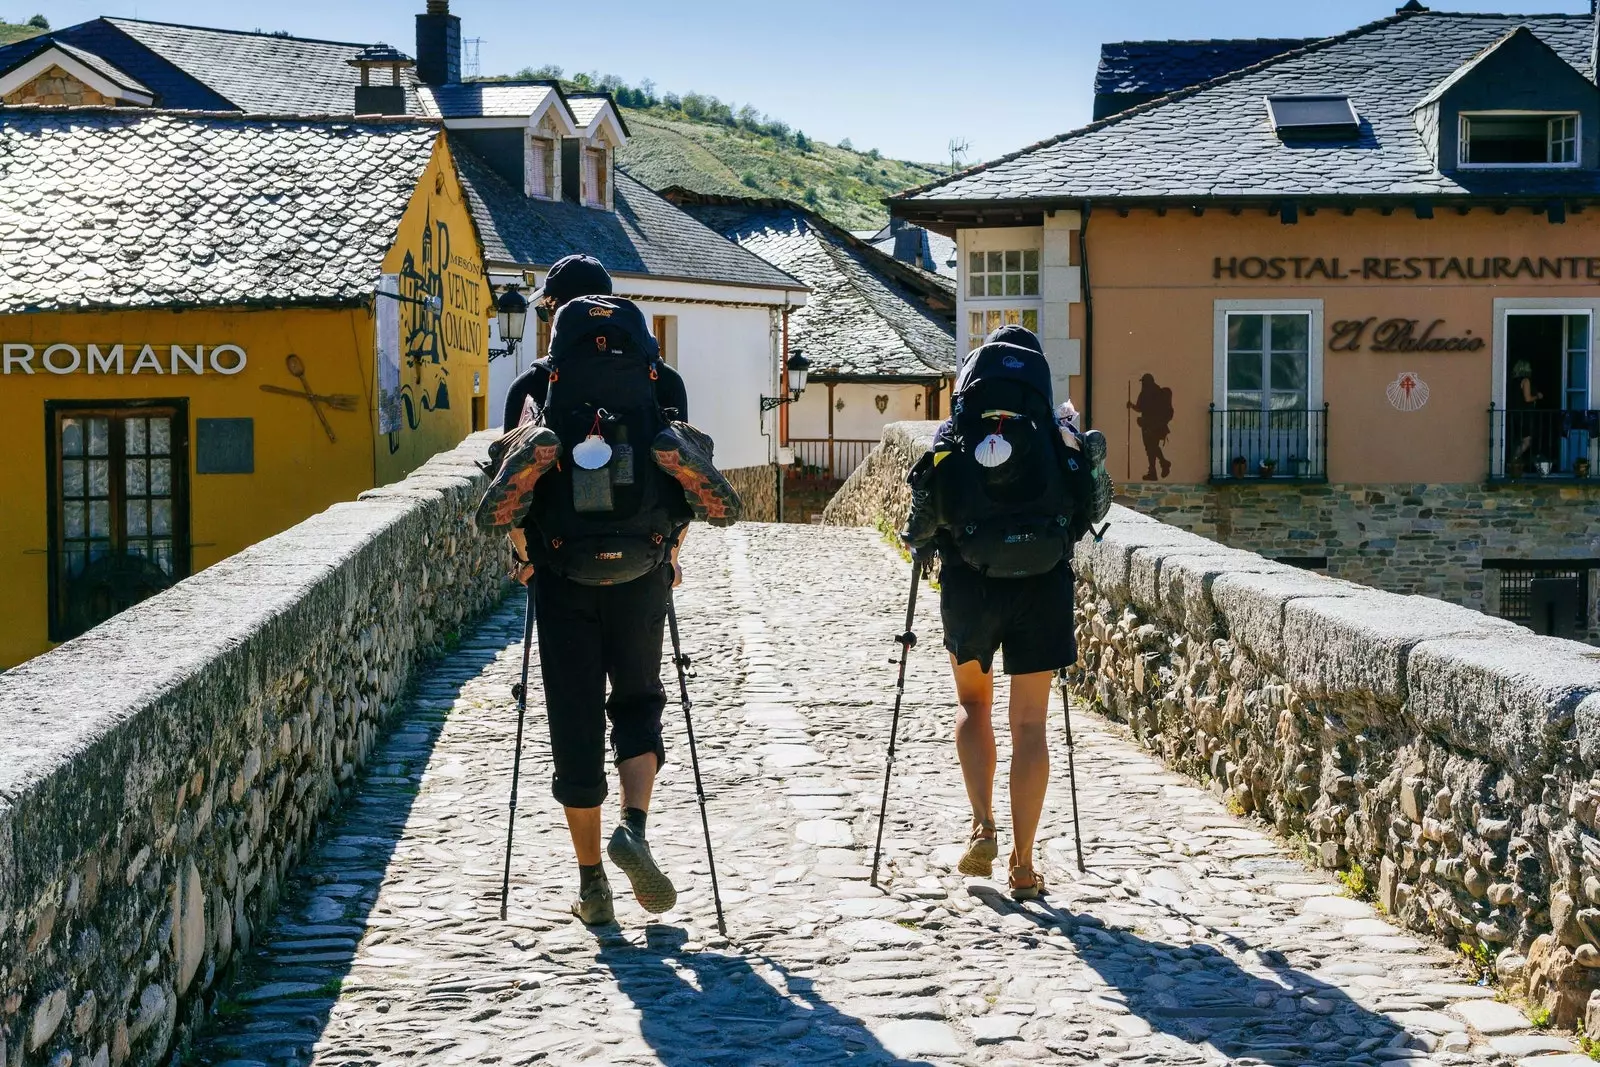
616, 108, 944, 231
476, 68, 945, 231
0, 18, 44, 45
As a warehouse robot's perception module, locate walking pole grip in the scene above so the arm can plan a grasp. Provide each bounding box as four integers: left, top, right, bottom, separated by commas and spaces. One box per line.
501, 582, 537, 920
870, 554, 924, 889
668, 592, 728, 938
1059, 668, 1086, 873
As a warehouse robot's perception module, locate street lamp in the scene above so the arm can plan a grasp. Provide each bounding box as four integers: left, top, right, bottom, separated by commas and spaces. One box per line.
761, 352, 811, 412
489, 286, 528, 361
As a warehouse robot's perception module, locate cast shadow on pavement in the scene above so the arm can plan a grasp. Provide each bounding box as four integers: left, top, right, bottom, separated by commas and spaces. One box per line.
967, 885, 1413, 1065
598, 924, 939, 1067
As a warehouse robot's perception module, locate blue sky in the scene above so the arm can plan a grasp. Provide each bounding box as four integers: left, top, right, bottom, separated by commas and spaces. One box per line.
18, 0, 1594, 162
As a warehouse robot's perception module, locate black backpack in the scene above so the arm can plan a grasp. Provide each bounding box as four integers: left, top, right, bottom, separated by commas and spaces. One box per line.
940, 341, 1083, 578
528, 295, 680, 586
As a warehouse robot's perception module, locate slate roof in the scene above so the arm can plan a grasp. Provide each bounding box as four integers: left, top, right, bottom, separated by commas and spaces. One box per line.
859, 221, 959, 282
900, 11, 1600, 206
450, 136, 803, 292
0, 109, 440, 314
567, 93, 629, 136
0, 18, 420, 114
1094, 37, 1310, 97
49, 40, 154, 96
419, 82, 557, 119
683, 200, 954, 381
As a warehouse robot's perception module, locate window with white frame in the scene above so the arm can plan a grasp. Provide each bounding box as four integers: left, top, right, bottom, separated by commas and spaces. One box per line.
525, 136, 555, 198
967, 308, 1039, 353
967, 249, 1039, 298
1460, 113, 1579, 167
1213, 301, 1325, 479
583, 147, 609, 208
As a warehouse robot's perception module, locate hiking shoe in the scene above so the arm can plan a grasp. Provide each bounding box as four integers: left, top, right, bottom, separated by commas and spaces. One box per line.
958, 819, 998, 877
607, 824, 678, 913
572, 869, 616, 925
652, 422, 742, 527
475, 423, 562, 532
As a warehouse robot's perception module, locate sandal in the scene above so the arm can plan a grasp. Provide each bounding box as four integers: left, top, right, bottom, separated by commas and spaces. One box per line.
1009, 864, 1045, 901
958, 818, 998, 877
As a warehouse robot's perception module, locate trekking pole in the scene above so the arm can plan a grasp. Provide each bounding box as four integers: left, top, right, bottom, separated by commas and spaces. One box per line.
667, 593, 728, 937
870, 553, 924, 889
1057, 668, 1087, 873
500, 581, 537, 920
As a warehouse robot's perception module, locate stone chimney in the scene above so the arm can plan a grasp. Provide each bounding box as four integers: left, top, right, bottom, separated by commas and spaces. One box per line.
349, 44, 414, 116
415, 0, 460, 87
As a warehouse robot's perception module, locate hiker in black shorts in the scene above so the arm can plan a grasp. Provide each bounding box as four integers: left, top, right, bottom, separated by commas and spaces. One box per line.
904, 325, 1094, 900
492, 254, 737, 925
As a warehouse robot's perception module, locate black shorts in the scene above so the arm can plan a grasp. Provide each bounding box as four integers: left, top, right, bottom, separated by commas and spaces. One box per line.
534, 565, 672, 808
939, 559, 1077, 676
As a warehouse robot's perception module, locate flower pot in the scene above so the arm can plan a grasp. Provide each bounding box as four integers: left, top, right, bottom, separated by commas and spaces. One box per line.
1292, 457, 1310, 478
1508, 459, 1525, 479
1230, 457, 1247, 479
1577, 458, 1591, 479
1258, 461, 1277, 479
1537, 460, 1553, 476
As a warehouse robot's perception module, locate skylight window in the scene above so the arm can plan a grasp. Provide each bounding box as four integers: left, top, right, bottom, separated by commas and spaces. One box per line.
1266, 94, 1360, 138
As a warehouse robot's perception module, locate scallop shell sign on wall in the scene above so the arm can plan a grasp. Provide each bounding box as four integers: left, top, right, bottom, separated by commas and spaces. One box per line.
1386, 371, 1429, 412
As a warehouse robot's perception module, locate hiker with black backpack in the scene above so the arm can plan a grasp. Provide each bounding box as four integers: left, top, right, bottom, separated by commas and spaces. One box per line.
902, 324, 1107, 900
476, 254, 741, 925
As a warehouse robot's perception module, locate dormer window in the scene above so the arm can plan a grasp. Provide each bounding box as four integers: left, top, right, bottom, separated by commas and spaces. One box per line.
1460, 112, 1579, 168
583, 147, 610, 209
526, 135, 556, 199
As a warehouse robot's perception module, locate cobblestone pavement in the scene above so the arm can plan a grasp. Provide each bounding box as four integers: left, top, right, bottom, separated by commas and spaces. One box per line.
194, 524, 1576, 1067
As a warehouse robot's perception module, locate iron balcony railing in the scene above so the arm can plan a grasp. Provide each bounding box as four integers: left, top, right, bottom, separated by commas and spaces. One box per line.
787, 438, 878, 483
1488, 405, 1600, 480
1209, 405, 1329, 483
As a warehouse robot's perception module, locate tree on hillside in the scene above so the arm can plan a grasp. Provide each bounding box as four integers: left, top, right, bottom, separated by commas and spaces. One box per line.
838, 137, 853, 151
27, 14, 47, 28
794, 130, 810, 152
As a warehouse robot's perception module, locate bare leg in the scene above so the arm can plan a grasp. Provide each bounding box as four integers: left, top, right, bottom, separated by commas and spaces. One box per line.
951, 655, 997, 829
618, 752, 658, 814
1006, 671, 1054, 869
564, 807, 602, 866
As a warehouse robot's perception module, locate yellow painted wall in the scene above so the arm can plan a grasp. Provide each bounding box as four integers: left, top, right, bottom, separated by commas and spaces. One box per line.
0, 307, 376, 667
374, 136, 490, 485
0, 136, 492, 668
1086, 208, 1600, 486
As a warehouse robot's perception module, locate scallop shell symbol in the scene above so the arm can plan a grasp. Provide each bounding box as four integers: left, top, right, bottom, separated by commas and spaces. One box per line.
572, 434, 613, 469
1386, 371, 1430, 412
974, 433, 1013, 468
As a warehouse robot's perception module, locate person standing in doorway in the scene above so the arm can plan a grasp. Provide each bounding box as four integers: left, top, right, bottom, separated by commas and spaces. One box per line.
492, 254, 738, 924
903, 325, 1095, 899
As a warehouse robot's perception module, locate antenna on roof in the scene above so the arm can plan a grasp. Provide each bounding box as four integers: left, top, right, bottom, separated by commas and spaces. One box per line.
463, 37, 482, 79
948, 137, 970, 174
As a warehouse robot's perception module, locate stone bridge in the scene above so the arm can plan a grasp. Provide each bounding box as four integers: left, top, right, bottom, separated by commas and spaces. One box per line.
5, 427, 1600, 1067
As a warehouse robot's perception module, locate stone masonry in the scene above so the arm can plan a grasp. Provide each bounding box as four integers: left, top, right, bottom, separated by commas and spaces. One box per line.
0, 433, 510, 1067
2, 68, 115, 108
1116, 481, 1600, 643
830, 420, 1600, 1033
724, 463, 778, 524
184, 524, 1586, 1066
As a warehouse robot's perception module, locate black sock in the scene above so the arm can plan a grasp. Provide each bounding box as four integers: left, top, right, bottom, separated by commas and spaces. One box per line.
579, 863, 606, 893
623, 807, 648, 837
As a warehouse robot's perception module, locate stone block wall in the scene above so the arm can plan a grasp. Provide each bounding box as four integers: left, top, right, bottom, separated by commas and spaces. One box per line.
0, 433, 511, 1067
828, 427, 1600, 1027
1118, 480, 1600, 641
3, 68, 114, 107
724, 463, 777, 523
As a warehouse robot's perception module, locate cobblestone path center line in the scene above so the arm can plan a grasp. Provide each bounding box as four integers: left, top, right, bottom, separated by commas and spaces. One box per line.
196, 525, 1567, 1067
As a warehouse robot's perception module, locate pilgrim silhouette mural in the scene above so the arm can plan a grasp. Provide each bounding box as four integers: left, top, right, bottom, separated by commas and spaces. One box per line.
1127, 373, 1174, 480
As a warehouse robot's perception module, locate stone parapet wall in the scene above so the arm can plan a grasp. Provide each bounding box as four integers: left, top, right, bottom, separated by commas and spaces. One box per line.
1117, 480, 1600, 641
724, 463, 776, 524
0, 433, 510, 1067
827, 430, 1600, 1027
819, 421, 938, 532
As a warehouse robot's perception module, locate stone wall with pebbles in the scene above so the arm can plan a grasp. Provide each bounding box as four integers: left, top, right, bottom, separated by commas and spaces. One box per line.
830, 424, 1600, 1030
0, 433, 511, 1067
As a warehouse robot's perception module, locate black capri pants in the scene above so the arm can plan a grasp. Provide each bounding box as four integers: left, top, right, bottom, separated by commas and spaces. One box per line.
535, 565, 671, 808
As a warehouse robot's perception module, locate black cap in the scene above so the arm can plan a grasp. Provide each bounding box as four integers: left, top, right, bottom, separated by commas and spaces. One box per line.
533, 254, 612, 305
985, 323, 1043, 353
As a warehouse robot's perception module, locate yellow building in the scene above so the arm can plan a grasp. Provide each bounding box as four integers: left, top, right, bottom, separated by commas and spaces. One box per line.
0, 108, 490, 667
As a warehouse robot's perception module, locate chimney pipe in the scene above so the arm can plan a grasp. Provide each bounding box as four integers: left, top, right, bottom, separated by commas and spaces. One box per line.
416, 0, 461, 86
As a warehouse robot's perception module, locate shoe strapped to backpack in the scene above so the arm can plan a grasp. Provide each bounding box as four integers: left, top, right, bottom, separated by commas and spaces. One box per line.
652, 421, 742, 527
475, 422, 563, 532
